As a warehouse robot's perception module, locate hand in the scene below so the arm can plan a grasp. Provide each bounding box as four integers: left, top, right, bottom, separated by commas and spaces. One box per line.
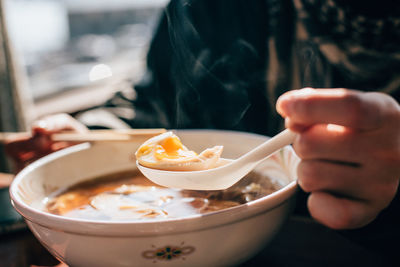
4, 113, 88, 173
276, 88, 400, 229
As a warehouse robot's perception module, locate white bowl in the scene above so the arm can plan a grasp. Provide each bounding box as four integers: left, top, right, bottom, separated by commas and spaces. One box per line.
10, 130, 299, 267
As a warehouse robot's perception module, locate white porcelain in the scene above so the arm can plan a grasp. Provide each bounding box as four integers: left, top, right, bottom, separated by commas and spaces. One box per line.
138, 129, 297, 190
10, 130, 299, 267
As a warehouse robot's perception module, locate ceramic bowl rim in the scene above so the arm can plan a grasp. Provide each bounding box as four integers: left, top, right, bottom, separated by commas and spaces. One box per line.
10, 129, 298, 236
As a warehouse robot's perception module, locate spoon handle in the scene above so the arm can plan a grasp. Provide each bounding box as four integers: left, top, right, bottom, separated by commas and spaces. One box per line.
239, 129, 296, 164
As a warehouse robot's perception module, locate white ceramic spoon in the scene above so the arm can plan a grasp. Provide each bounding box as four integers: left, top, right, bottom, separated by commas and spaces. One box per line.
137, 129, 296, 190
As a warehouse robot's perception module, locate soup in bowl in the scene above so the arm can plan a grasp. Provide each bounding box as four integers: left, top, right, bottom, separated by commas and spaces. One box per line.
10, 130, 299, 267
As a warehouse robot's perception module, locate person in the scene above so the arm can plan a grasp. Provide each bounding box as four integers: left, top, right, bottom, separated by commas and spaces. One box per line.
5, 0, 400, 265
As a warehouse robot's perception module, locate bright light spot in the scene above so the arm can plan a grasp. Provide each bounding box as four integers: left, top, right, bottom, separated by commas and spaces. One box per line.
89, 64, 112, 82
296, 87, 316, 96
326, 124, 346, 133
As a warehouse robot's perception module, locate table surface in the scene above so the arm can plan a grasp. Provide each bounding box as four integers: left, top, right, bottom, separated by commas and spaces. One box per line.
0, 215, 395, 267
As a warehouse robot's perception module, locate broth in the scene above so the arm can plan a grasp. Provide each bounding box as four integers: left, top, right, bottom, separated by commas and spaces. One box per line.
45, 170, 284, 221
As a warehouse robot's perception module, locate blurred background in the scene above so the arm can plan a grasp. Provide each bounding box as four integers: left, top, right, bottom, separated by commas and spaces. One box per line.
4, 0, 169, 118
0, 0, 168, 177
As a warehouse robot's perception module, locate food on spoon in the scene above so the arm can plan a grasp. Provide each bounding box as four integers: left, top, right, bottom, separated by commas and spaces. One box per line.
135, 131, 223, 171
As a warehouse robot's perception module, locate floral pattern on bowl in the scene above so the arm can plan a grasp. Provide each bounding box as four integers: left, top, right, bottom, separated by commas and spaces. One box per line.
142, 242, 196, 262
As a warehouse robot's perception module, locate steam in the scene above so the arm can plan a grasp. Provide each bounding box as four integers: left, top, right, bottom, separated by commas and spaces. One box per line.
162, 1, 261, 130
298, 41, 328, 88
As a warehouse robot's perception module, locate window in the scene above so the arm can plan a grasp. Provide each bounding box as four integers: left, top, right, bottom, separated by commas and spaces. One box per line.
5, 0, 169, 117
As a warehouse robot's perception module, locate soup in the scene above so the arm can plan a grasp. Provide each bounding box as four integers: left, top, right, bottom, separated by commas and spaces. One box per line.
45, 170, 284, 221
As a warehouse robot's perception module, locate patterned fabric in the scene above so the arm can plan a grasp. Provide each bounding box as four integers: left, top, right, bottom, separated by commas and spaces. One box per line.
300, 0, 399, 52
295, 0, 400, 93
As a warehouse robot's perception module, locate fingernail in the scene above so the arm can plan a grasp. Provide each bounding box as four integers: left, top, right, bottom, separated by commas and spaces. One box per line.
277, 95, 294, 116
36, 120, 49, 130
32, 120, 49, 135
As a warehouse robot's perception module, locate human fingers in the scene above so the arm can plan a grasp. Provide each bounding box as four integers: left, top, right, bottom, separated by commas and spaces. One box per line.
32, 113, 88, 135
306, 191, 384, 230
295, 125, 400, 229
5, 139, 36, 162
297, 159, 397, 203
278, 89, 400, 229
292, 124, 368, 164
31, 113, 88, 155
294, 114, 400, 201
5, 136, 73, 173
4, 135, 54, 172
5, 114, 88, 172
276, 88, 399, 130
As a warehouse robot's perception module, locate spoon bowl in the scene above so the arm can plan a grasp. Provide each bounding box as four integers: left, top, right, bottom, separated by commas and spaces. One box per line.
137, 129, 296, 190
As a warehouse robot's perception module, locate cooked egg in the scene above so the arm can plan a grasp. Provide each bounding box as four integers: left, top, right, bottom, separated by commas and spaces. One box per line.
135, 131, 223, 171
